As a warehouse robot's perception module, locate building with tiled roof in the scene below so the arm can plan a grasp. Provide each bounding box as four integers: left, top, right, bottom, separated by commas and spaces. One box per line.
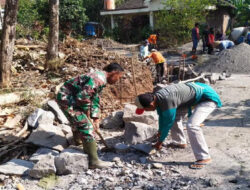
101, 0, 165, 30
101, 0, 236, 36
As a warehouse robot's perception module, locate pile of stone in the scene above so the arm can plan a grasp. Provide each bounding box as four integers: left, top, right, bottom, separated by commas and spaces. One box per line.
0, 101, 159, 179
196, 43, 250, 74
101, 103, 158, 154
0, 100, 91, 179
0, 102, 219, 190
101, 103, 158, 145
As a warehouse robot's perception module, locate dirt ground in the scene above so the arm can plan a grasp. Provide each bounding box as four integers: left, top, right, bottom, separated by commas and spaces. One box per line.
11, 74, 250, 190
156, 74, 250, 189
1, 39, 250, 189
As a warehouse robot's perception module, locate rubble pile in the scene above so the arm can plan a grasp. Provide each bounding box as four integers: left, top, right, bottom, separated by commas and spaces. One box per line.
61, 37, 153, 109
0, 37, 154, 177
10, 37, 153, 114
0, 102, 210, 189
196, 43, 250, 73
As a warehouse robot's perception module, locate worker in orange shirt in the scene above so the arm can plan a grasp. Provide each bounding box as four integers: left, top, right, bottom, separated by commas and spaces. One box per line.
148, 33, 158, 50
144, 49, 166, 84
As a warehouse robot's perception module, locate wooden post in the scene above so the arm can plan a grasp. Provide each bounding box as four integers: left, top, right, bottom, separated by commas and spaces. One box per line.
131, 54, 138, 96
182, 56, 186, 81
119, 78, 122, 105
167, 63, 170, 84
178, 57, 181, 81
118, 54, 123, 105
170, 63, 174, 83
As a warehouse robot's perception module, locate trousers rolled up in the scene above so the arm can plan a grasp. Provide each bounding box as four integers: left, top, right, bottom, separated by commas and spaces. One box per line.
170, 101, 216, 160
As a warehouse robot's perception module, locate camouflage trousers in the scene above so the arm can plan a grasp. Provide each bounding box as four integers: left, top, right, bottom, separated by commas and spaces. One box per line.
57, 100, 95, 142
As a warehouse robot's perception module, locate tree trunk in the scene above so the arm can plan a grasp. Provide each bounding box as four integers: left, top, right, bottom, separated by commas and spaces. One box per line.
46, 0, 59, 70
0, 0, 19, 88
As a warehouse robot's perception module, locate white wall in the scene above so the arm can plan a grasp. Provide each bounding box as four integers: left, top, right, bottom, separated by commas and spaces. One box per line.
146, 0, 166, 11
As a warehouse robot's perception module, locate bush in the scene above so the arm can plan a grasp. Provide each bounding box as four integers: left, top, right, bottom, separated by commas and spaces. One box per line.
17, 0, 49, 40
17, 0, 39, 28
16, 24, 31, 38
104, 27, 121, 41
155, 0, 215, 47
60, 0, 88, 35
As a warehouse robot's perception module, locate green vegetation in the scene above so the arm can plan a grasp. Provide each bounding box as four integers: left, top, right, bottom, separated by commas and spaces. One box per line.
17, 0, 38, 27
60, 0, 88, 35
155, 0, 215, 46
231, 0, 250, 26
17, 0, 89, 39
82, 0, 103, 22
15, 0, 249, 44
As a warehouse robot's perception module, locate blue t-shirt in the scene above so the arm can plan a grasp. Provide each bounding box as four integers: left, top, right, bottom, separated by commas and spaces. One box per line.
219, 40, 235, 51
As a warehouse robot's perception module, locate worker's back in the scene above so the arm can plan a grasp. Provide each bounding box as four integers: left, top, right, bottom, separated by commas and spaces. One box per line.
148, 34, 157, 44
150, 52, 165, 64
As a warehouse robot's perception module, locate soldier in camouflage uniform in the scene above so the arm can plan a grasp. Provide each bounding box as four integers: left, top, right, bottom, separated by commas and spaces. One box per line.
57, 63, 124, 169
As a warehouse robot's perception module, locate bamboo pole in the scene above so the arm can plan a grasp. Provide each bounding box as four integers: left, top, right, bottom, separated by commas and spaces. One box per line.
131, 54, 138, 96
170, 63, 174, 83
119, 78, 122, 105
182, 55, 186, 80
178, 57, 182, 81
167, 63, 170, 84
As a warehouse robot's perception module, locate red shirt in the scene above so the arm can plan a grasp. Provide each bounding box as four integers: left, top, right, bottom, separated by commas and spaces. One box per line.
148, 34, 157, 44
208, 34, 215, 45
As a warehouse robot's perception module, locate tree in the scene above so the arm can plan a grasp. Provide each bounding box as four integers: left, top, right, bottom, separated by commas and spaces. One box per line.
46, 0, 59, 70
82, 0, 103, 22
17, 0, 38, 27
36, 0, 50, 25
60, 0, 88, 36
155, 0, 215, 46
0, 0, 19, 88
231, 0, 250, 26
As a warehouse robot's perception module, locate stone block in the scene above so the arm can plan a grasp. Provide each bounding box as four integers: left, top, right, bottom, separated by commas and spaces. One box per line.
0, 159, 34, 175
55, 149, 88, 175
124, 122, 157, 144
26, 124, 68, 151
123, 104, 158, 126
48, 100, 69, 124
29, 155, 56, 179
29, 148, 59, 163
101, 111, 124, 129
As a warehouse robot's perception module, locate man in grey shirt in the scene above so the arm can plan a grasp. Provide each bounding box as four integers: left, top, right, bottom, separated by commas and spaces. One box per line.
135, 82, 222, 169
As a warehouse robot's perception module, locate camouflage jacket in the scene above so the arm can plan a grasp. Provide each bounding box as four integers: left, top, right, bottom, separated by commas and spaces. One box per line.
57, 70, 107, 118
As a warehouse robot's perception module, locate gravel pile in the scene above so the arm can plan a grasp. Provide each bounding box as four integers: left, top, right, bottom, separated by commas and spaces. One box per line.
1, 150, 210, 190
197, 43, 250, 73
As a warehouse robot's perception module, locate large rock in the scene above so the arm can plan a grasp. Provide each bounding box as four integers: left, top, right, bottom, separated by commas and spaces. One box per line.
58, 124, 74, 145
37, 111, 55, 126
27, 108, 46, 128
131, 144, 155, 154
124, 122, 157, 144
29, 155, 56, 179
0, 159, 34, 175
26, 124, 68, 151
123, 104, 158, 126
29, 148, 59, 163
114, 143, 130, 153
47, 100, 69, 124
55, 149, 88, 175
101, 111, 124, 129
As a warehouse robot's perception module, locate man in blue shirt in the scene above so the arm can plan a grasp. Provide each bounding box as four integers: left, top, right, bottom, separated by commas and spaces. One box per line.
135, 82, 222, 169
213, 40, 235, 51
